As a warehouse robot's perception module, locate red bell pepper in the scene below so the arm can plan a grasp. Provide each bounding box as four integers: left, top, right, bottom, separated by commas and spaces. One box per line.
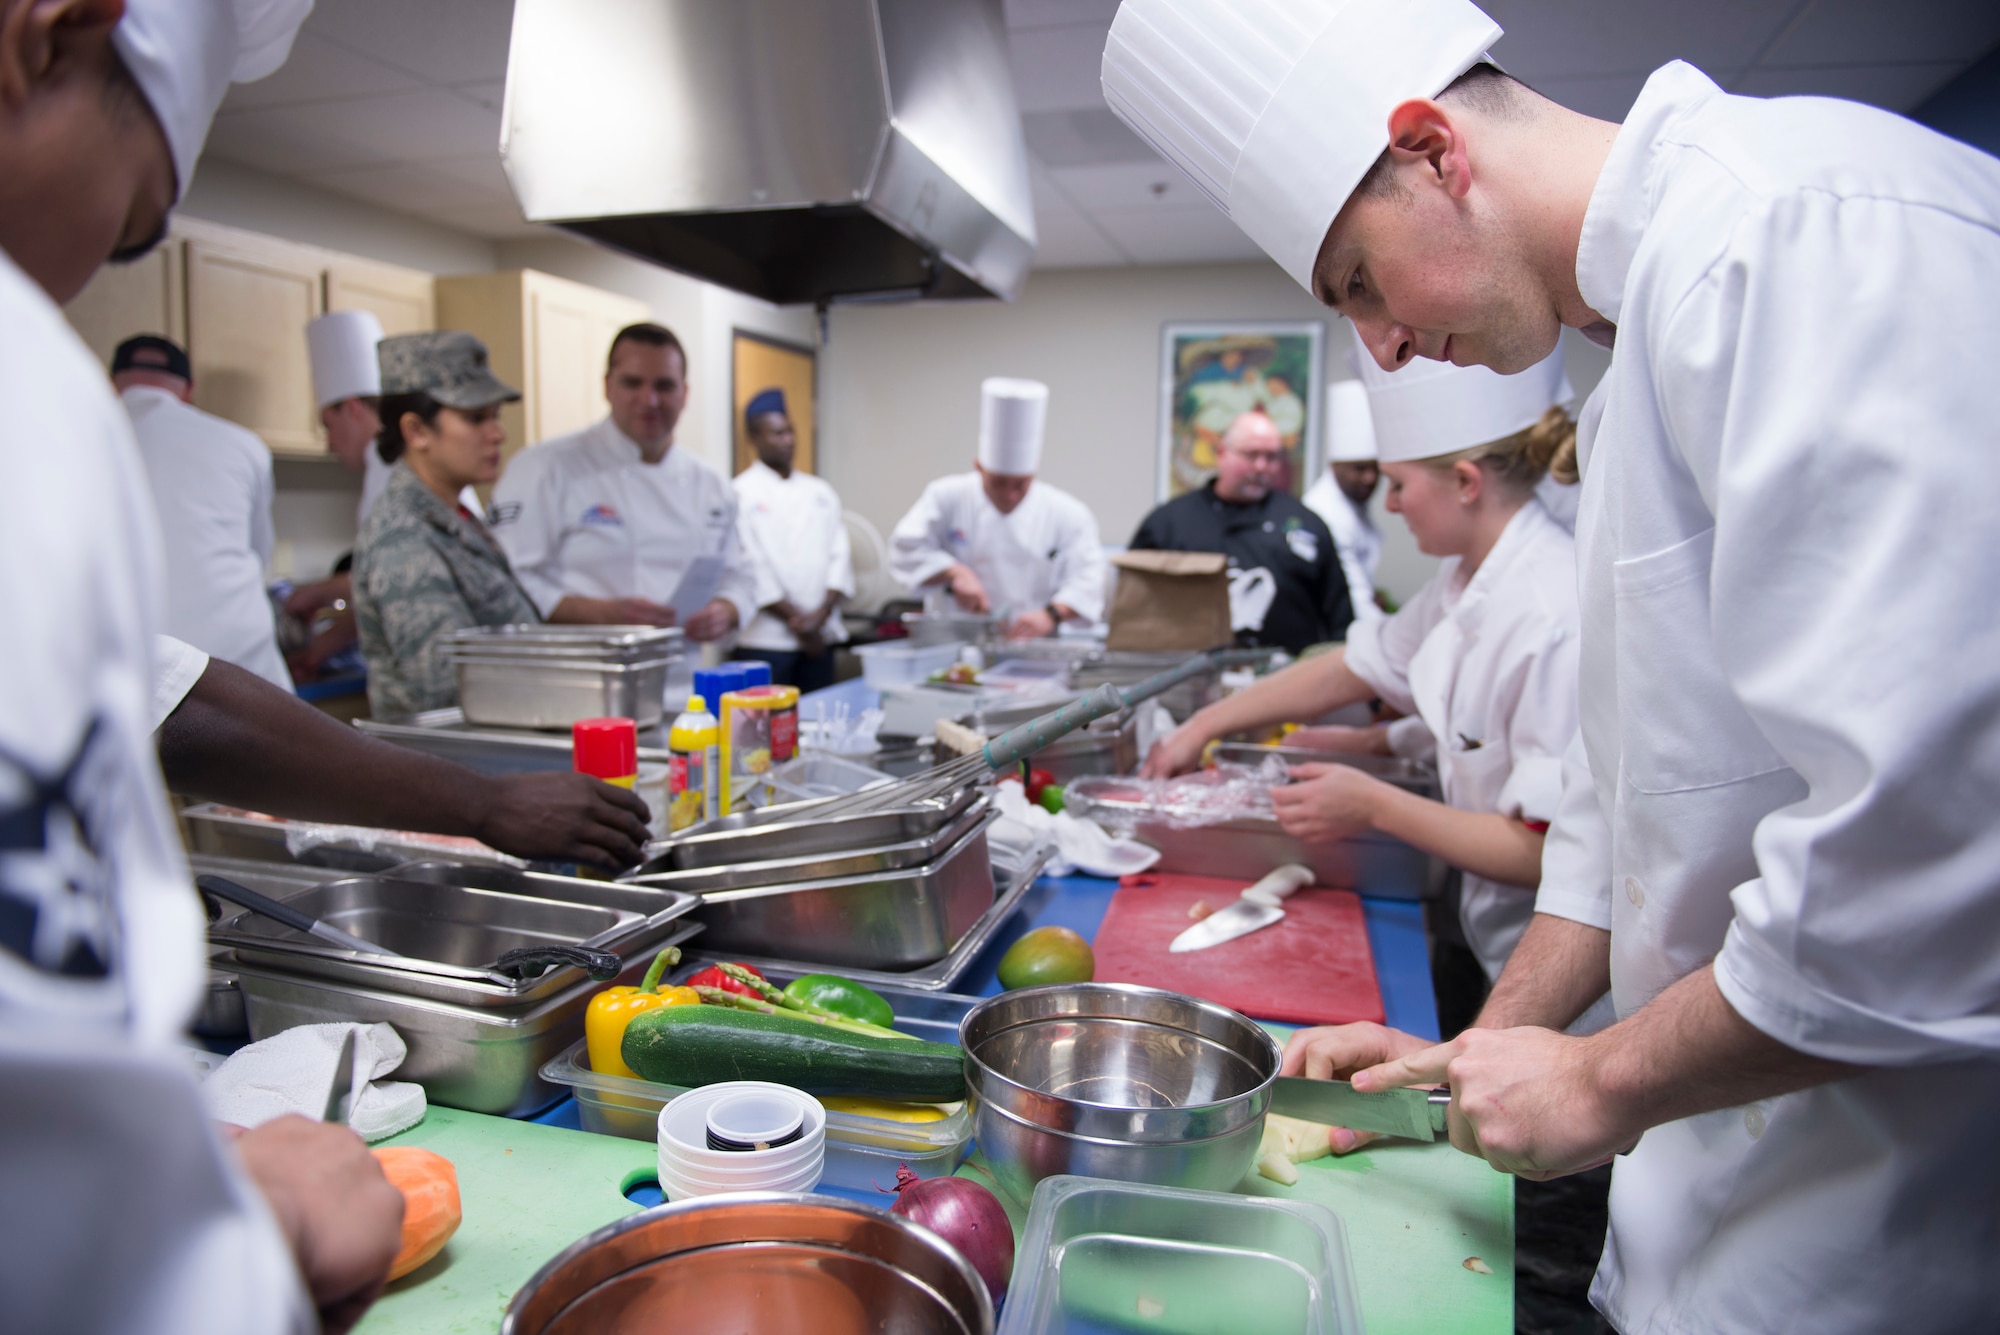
684, 962, 766, 997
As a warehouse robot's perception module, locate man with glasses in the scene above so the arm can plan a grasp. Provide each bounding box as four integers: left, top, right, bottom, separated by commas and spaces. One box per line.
1129, 410, 1354, 654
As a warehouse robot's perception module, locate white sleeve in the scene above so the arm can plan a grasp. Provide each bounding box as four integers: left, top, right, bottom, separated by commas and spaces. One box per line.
488, 451, 569, 616
150, 634, 209, 731
248, 444, 276, 570
732, 483, 786, 612
1334, 529, 1379, 623
1534, 731, 1613, 931
1049, 501, 1107, 622
887, 484, 957, 591
1671, 196, 2000, 1065
826, 492, 856, 600
1340, 577, 1443, 715
712, 485, 762, 631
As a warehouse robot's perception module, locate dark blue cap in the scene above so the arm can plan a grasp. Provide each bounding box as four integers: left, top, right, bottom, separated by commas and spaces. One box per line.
744, 388, 787, 426
111, 334, 192, 382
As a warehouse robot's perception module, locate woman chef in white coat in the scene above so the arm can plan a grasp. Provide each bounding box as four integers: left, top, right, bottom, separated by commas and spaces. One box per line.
889, 377, 1107, 639
1146, 349, 1581, 985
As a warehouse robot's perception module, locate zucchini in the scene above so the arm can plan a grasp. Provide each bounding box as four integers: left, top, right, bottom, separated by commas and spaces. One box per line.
622, 1002, 966, 1102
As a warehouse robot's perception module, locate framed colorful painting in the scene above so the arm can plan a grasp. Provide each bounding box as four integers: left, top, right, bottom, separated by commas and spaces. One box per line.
1157, 322, 1325, 501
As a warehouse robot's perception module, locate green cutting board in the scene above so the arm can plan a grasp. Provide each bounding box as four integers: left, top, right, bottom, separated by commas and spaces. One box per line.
353, 1106, 656, 1335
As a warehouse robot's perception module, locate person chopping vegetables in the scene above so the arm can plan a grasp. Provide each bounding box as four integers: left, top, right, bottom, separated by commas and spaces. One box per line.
1107, 1, 2000, 1332
1144, 350, 1582, 996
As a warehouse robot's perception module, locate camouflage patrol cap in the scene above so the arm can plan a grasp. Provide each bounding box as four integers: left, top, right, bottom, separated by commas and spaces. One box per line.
377, 330, 521, 410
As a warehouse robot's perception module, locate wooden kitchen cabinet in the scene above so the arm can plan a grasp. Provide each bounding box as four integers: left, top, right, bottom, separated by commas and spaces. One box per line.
326, 255, 436, 338
61, 242, 186, 367
436, 269, 651, 469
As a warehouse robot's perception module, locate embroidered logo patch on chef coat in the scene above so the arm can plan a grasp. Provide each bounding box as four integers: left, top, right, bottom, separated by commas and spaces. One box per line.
1284, 521, 1319, 564
580, 504, 624, 527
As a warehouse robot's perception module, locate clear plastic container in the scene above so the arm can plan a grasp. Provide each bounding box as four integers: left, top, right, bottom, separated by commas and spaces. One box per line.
999, 1176, 1364, 1335
766, 752, 892, 804
854, 641, 964, 689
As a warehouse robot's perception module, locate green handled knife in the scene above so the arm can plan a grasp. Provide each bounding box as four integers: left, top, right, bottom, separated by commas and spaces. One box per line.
1269, 1077, 1452, 1141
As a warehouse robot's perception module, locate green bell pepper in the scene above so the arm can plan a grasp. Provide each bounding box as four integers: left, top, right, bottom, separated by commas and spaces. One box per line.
781, 973, 895, 1029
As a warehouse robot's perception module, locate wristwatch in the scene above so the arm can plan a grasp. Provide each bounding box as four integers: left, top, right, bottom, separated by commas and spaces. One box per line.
1044, 603, 1062, 625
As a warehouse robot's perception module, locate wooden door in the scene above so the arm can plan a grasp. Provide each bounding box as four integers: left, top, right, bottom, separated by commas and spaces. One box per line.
62, 241, 187, 369
325, 257, 435, 337
185, 233, 325, 456
732, 330, 816, 476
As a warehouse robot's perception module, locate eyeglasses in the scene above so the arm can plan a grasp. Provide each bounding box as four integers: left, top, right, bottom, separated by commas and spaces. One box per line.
1231, 449, 1286, 465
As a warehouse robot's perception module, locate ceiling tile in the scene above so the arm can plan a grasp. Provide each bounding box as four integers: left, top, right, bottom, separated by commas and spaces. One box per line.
1090, 205, 1266, 265
1483, 0, 1799, 79
447, 80, 509, 113
1046, 161, 1210, 212
1009, 22, 1116, 113
421, 152, 519, 198
426, 201, 546, 241
1759, 0, 2000, 68
304, 0, 516, 87
298, 161, 497, 213
219, 29, 422, 110
214, 88, 503, 174
1022, 107, 1161, 167
1730, 60, 1967, 111
1030, 205, 1129, 267
1005, 0, 1122, 31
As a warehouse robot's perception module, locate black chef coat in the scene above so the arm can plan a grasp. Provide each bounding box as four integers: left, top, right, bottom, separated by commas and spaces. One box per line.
1129, 483, 1353, 654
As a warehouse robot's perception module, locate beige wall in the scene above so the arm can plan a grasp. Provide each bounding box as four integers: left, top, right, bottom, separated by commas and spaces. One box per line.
819, 262, 1611, 603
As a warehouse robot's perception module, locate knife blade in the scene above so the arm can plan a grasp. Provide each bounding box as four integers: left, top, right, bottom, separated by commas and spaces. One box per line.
1269, 1076, 1452, 1141
323, 1028, 358, 1125
1168, 864, 1314, 953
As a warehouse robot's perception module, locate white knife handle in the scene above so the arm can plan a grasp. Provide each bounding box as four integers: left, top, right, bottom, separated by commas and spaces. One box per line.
1241, 863, 1314, 908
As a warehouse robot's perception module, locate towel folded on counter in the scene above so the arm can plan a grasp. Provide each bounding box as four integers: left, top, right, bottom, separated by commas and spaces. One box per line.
993, 781, 1161, 879
202, 1021, 426, 1142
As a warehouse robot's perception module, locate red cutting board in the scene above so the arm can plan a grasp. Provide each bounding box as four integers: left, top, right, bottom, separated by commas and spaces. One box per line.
1091, 873, 1384, 1026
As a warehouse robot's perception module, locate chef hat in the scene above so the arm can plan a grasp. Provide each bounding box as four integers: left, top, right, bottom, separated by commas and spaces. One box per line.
1326, 381, 1377, 462
1356, 348, 1571, 464
1102, 0, 1500, 293
112, 0, 313, 199
306, 310, 385, 408
978, 377, 1049, 476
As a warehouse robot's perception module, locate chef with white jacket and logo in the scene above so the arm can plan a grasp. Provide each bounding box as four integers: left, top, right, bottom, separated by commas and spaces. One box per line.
1107, 0, 2000, 1331
1303, 379, 1385, 623
889, 377, 1107, 639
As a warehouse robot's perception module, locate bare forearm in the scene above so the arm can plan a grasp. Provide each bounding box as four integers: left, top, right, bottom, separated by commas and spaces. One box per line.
1183, 652, 1374, 746
1476, 912, 1613, 1031
548, 596, 612, 624
1366, 785, 1544, 887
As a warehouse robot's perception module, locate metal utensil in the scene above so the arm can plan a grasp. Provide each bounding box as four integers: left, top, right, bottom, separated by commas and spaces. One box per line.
323, 1028, 358, 1124
1169, 864, 1314, 953
197, 874, 399, 957
1268, 1077, 1452, 1141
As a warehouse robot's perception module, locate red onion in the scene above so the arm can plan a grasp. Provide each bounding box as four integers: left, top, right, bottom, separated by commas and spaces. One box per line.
885, 1164, 1014, 1303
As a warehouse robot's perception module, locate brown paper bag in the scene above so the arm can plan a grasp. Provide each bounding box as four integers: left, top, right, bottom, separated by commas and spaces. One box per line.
1106, 550, 1233, 651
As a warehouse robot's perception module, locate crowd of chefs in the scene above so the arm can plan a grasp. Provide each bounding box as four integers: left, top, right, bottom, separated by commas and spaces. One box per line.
3, 0, 1998, 1331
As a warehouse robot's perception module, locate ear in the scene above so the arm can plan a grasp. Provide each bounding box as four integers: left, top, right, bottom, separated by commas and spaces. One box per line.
1453, 459, 1484, 504
0, 0, 125, 107
399, 410, 433, 451
1384, 97, 1473, 200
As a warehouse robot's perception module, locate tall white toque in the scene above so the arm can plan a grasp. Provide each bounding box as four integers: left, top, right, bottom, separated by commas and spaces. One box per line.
978, 377, 1050, 476
306, 310, 386, 409
1356, 348, 1571, 464
1325, 381, 1378, 462
1101, 0, 1501, 294
112, 0, 313, 199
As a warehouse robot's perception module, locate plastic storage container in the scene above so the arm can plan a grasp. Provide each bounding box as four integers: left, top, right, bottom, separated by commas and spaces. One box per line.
854, 641, 963, 689
999, 1176, 1364, 1335
765, 752, 891, 804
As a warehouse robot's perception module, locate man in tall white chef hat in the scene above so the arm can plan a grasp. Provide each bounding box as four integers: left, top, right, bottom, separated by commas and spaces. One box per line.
1106, 2, 2000, 1333
889, 376, 1107, 640
307, 309, 386, 511
1302, 379, 1385, 622
0, 2, 408, 1331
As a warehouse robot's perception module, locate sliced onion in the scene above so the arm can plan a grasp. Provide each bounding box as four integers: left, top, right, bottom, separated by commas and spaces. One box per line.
886, 1165, 1014, 1304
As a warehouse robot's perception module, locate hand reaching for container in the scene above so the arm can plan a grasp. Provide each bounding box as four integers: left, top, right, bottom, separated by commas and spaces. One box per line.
1139, 723, 1208, 779
944, 563, 990, 614
476, 771, 653, 868
681, 597, 740, 642
1270, 762, 1385, 842
1280, 1021, 1435, 1154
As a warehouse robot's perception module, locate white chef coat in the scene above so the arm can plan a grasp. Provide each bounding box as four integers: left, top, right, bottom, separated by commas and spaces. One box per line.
1344, 500, 1579, 978
733, 461, 854, 652
1303, 470, 1383, 622
489, 418, 758, 627
888, 472, 1107, 624
1534, 63, 2000, 1335
123, 386, 292, 692
0, 248, 308, 1334
360, 444, 479, 527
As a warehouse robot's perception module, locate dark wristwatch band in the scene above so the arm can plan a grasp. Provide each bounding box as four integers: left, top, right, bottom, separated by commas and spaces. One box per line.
1044, 603, 1062, 624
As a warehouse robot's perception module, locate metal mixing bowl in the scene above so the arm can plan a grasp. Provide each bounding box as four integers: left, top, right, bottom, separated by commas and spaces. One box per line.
959, 983, 1281, 1199
501, 1193, 993, 1335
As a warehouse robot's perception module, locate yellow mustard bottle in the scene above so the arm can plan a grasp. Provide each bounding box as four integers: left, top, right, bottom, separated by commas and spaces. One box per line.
666, 695, 718, 832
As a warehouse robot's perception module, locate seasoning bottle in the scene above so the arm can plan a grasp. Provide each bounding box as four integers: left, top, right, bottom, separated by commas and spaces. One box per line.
666, 695, 718, 831
573, 717, 639, 788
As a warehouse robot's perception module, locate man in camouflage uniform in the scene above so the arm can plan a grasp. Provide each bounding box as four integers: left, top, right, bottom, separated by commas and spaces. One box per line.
353, 331, 539, 718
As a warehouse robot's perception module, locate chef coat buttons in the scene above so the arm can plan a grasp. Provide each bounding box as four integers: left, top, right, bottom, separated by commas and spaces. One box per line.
1624, 876, 1645, 908
1744, 1105, 1767, 1139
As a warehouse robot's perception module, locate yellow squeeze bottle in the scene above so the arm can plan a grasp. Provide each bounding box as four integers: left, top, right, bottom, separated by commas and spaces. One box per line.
666, 695, 718, 832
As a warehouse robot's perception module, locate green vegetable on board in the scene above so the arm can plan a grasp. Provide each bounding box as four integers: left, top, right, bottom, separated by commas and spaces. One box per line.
784, 973, 896, 1029
622, 1002, 965, 1102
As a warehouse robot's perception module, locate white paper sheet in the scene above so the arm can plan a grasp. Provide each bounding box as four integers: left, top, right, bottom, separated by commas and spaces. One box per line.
669, 555, 726, 622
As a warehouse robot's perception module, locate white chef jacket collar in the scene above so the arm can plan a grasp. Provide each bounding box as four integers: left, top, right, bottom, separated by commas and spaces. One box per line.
1575, 62, 1720, 327
1452, 496, 1555, 622
599, 416, 673, 464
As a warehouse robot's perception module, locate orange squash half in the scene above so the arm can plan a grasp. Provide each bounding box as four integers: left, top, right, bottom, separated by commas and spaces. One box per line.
371, 1146, 462, 1281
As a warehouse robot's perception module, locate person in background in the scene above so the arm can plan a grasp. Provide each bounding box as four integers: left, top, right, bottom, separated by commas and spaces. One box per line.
1130, 410, 1353, 655
114, 333, 294, 692
491, 323, 755, 642
0, 2, 404, 1331
1304, 380, 1385, 622
353, 331, 538, 718
732, 388, 853, 691
889, 376, 1106, 639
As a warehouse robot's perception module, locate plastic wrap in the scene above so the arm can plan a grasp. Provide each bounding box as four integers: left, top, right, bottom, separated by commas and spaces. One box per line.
1065, 754, 1293, 833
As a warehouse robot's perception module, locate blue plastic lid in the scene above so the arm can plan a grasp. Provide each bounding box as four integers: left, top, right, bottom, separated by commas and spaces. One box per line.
692, 667, 730, 718
731, 659, 773, 689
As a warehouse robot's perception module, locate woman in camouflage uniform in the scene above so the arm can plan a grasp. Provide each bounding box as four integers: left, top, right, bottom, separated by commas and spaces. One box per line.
353, 331, 539, 718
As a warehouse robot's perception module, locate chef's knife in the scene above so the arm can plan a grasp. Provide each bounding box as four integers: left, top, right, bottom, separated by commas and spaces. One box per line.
1269, 1077, 1452, 1141
323, 1028, 358, 1125
1168, 864, 1314, 953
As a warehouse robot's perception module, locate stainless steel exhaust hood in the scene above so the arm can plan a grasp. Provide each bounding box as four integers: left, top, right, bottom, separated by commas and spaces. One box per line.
501, 0, 1037, 305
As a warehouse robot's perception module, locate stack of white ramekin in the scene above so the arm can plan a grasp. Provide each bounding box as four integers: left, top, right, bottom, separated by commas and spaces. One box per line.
655, 1081, 826, 1201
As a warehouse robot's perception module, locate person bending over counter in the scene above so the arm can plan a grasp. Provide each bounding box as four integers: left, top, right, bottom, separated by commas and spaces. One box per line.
889, 376, 1106, 639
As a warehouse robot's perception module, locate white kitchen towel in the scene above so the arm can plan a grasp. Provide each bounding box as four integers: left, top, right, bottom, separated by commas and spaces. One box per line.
202, 1021, 425, 1142
993, 782, 1161, 880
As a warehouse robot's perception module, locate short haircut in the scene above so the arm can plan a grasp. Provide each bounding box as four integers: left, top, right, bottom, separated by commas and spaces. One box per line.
1353, 63, 1531, 201
606, 322, 686, 374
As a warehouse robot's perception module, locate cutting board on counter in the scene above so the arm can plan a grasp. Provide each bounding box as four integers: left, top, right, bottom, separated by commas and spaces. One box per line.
353, 1106, 656, 1335
1091, 873, 1385, 1026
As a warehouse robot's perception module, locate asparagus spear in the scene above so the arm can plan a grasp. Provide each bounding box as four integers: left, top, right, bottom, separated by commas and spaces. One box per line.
691, 985, 919, 1041
712, 962, 909, 1039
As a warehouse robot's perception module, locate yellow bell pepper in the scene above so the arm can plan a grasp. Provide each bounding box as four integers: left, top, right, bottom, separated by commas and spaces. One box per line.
585, 946, 700, 1079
